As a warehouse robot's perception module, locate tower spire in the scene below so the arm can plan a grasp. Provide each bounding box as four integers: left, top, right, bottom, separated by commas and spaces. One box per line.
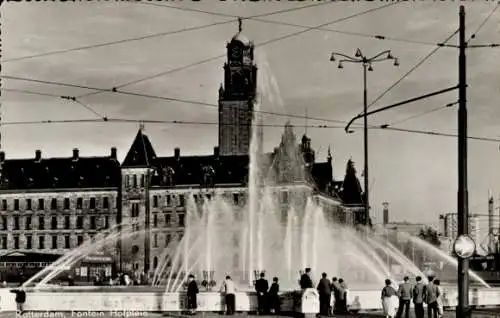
139, 122, 145, 132
238, 17, 242, 33
327, 145, 332, 161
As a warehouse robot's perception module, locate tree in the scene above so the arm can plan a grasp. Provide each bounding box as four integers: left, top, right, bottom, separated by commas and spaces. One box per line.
418, 227, 441, 247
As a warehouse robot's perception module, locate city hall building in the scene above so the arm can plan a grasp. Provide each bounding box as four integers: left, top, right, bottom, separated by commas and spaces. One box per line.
0, 27, 366, 277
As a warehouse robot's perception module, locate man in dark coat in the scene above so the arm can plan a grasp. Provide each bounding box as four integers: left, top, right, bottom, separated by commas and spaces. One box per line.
300, 268, 313, 290
268, 277, 280, 315
255, 272, 269, 315
186, 274, 199, 315
10, 284, 26, 315
317, 272, 332, 316
412, 276, 425, 318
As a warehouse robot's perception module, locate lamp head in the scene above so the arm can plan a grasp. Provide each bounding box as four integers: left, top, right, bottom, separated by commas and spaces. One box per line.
338, 62, 343, 69
368, 64, 373, 72
387, 52, 394, 59
355, 49, 362, 58
330, 53, 336, 62
394, 58, 400, 67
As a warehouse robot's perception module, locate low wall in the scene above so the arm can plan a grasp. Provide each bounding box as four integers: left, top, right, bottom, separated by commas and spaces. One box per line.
0, 287, 499, 312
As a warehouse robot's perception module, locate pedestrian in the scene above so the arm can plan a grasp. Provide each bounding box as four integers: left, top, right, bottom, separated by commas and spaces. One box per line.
412, 276, 425, 318
424, 276, 439, 318
268, 277, 280, 315
255, 272, 269, 315
381, 279, 398, 318
186, 274, 199, 315
330, 277, 340, 314
396, 276, 412, 318
317, 273, 331, 316
300, 268, 313, 290
221, 275, 236, 315
337, 278, 348, 313
434, 279, 443, 318
10, 283, 26, 316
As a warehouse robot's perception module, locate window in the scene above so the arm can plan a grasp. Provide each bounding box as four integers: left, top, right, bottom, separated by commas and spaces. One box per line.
14, 199, 19, 211
281, 191, 289, 204
38, 199, 44, 210
39, 236, 45, 249
104, 216, 109, 229
178, 214, 185, 227
1, 236, 6, 249
26, 236, 32, 249
178, 195, 185, 207
164, 213, 171, 227
76, 216, 83, 229
64, 198, 70, 210
153, 214, 158, 227
165, 234, 171, 246
166, 195, 171, 206
64, 216, 70, 229
77, 235, 84, 246
1, 216, 6, 230
132, 175, 137, 187
14, 236, 19, 249
1, 200, 6, 211
153, 234, 158, 248
51, 198, 57, 210
26, 199, 32, 211
153, 196, 158, 208
140, 175, 145, 187
25, 216, 32, 230
52, 236, 58, 249
131, 203, 139, 217
89, 198, 96, 210
90, 216, 96, 230
64, 236, 70, 249
51, 216, 57, 230
103, 197, 109, 209
233, 193, 239, 205
76, 198, 83, 210
38, 216, 45, 230
124, 175, 130, 188
14, 216, 19, 230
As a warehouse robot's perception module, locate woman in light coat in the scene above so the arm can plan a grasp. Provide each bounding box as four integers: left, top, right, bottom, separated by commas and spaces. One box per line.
434, 279, 444, 317
381, 279, 399, 318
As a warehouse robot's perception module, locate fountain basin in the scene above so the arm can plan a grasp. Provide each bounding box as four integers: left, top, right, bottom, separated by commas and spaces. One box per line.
1, 287, 500, 313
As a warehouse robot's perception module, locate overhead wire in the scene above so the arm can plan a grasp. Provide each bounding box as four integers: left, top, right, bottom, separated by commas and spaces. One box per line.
384, 101, 458, 127
138, 2, 442, 48
77, 2, 399, 99
2, 1, 330, 64
468, 1, 500, 42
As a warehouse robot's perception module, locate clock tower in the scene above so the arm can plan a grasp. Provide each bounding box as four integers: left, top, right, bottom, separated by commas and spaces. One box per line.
218, 18, 259, 156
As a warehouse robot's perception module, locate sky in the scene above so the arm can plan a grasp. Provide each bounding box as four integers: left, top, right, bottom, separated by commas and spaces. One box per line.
1, 1, 500, 226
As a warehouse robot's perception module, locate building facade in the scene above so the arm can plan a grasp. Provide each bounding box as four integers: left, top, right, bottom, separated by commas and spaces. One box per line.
0, 27, 367, 277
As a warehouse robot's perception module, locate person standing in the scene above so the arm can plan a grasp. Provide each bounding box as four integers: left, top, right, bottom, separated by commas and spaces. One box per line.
221, 276, 237, 315
424, 277, 439, 318
331, 277, 340, 314
337, 278, 348, 313
317, 273, 331, 316
300, 268, 313, 290
255, 272, 269, 315
412, 276, 425, 318
381, 279, 398, 318
186, 274, 199, 315
10, 284, 26, 316
434, 279, 444, 318
396, 276, 412, 318
268, 277, 280, 315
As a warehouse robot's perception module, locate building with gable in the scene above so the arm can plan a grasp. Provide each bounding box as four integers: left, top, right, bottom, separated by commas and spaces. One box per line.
0, 23, 366, 278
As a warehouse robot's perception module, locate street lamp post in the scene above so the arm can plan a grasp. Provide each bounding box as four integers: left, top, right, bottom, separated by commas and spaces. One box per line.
330, 49, 399, 227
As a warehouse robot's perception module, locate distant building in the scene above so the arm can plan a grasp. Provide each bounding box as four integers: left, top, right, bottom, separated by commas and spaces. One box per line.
0, 24, 368, 277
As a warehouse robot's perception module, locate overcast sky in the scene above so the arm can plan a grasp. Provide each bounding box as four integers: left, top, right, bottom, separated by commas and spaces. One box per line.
1, 1, 500, 225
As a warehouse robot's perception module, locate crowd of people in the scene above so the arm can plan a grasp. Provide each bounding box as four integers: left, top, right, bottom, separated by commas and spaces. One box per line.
381, 275, 444, 318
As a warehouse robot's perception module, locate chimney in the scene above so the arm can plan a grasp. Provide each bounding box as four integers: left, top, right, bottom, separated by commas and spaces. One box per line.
110, 147, 117, 160
35, 150, 42, 162
382, 202, 389, 226
488, 193, 494, 253
72, 148, 79, 161
174, 148, 180, 160
214, 146, 220, 157
0, 151, 5, 163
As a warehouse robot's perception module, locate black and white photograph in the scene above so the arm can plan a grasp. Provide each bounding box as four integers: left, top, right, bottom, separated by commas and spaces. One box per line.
0, 1, 500, 318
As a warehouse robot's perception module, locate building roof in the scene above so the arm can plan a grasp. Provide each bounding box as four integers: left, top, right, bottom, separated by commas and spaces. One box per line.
0, 149, 120, 191
122, 129, 157, 168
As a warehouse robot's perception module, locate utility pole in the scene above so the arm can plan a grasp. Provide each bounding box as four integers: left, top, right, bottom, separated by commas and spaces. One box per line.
456, 5, 470, 318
